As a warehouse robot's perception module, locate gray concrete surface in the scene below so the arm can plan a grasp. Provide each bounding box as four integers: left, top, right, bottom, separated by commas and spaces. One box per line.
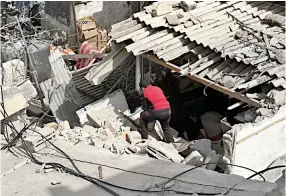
1, 138, 282, 196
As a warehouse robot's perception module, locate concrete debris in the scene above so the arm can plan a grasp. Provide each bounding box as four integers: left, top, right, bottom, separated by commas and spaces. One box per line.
246, 93, 267, 100
275, 49, 286, 64
264, 13, 285, 27
235, 30, 248, 40
58, 125, 114, 146
190, 139, 212, 158
267, 89, 286, 106
234, 108, 257, 123
1, 41, 25, 62
103, 119, 122, 136
147, 140, 184, 163
77, 89, 129, 126
19, 127, 56, 153
57, 121, 70, 132
151, 3, 173, 17
44, 122, 58, 130
181, 150, 204, 165
128, 131, 142, 142
0, 59, 26, 87
0, 93, 29, 121
256, 108, 273, 117
204, 150, 220, 171
179, 1, 197, 12
220, 76, 236, 89
166, 14, 179, 26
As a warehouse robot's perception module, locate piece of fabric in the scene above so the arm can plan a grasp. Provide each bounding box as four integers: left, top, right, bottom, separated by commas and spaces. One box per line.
143, 86, 170, 111
139, 108, 175, 143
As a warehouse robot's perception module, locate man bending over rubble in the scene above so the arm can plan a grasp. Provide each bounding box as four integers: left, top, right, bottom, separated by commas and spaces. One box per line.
139, 79, 176, 143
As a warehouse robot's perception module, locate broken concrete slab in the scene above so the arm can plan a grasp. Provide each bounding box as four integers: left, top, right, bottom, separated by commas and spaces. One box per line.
77, 89, 129, 125
190, 139, 212, 158
0, 93, 28, 121
166, 14, 179, 26
147, 140, 184, 163
2, 80, 37, 102
85, 46, 129, 85
181, 150, 203, 166
87, 105, 123, 128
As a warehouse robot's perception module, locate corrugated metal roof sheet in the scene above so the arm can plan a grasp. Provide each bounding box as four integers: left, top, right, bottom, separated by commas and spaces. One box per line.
40, 50, 82, 127
110, 1, 285, 90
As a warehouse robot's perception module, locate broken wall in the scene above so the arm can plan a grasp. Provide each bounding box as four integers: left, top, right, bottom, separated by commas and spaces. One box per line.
223, 105, 286, 180
42, 2, 77, 48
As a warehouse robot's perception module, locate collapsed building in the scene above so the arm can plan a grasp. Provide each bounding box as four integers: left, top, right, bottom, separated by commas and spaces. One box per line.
1, 1, 285, 196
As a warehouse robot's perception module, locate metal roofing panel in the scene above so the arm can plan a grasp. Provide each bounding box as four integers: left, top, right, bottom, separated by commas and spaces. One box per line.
110, 1, 285, 90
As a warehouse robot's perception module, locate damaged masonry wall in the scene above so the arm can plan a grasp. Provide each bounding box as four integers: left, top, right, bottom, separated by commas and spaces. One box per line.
223, 105, 286, 181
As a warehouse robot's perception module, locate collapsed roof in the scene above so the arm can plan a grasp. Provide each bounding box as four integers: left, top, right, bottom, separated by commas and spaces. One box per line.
110, 1, 286, 108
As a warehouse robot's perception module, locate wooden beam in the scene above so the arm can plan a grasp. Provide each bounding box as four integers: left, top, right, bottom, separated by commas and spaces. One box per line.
62, 53, 103, 60
141, 53, 262, 108
237, 116, 286, 144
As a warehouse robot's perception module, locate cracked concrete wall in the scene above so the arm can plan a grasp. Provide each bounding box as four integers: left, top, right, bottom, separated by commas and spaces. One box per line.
222, 106, 286, 179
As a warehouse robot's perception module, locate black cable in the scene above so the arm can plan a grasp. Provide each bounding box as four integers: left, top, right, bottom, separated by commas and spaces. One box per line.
160, 162, 266, 196
247, 165, 286, 180
2, 111, 266, 196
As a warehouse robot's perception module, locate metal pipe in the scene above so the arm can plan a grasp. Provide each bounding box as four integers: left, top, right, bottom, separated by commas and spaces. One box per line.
135, 56, 141, 92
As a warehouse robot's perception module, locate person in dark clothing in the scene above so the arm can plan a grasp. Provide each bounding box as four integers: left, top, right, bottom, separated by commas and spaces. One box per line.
139, 80, 176, 143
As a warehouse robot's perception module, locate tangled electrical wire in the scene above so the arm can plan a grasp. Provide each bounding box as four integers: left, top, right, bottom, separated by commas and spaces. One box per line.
1, 84, 285, 195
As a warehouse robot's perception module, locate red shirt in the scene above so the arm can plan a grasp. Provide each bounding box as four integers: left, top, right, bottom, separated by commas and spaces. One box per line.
143, 85, 170, 111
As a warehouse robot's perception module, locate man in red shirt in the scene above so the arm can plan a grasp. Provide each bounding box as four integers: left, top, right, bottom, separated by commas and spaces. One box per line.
139, 80, 175, 143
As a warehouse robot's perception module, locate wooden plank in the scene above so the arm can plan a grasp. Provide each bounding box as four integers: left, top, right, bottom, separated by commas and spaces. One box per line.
237, 116, 286, 144
141, 53, 262, 108
62, 53, 103, 60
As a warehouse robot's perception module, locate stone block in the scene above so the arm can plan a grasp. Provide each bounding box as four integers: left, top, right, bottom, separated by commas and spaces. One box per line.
57, 120, 70, 132
152, 3, 173, 17
256, 108, 272, 116
181, 150, 203, 165
190, 139, 212, 157
179, 1, 197, 12
166, 14, 179, 26
147, 140, 184, 163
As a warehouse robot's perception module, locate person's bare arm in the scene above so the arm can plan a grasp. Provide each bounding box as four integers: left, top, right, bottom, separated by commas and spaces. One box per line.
200, 129, 207, 138
183, 131, 190, 141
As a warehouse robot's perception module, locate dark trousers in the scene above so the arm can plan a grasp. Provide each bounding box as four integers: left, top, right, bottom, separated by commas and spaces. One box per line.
139, 108, 175, 143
